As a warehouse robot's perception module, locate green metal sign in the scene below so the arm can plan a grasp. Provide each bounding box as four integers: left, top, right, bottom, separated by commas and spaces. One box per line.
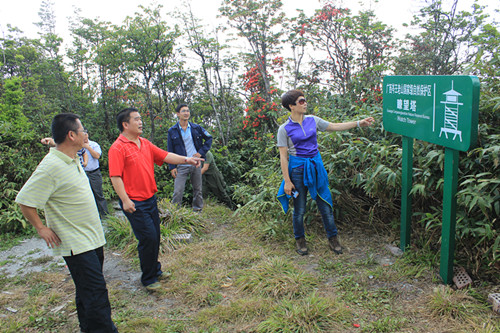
382, 75, 480, 285
383, 75, 479, 151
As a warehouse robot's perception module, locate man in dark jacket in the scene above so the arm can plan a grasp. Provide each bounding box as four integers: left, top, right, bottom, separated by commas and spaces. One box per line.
167, 104, 212, 211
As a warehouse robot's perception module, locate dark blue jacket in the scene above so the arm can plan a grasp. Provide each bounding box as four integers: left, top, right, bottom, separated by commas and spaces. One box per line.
167, 122, 212, 170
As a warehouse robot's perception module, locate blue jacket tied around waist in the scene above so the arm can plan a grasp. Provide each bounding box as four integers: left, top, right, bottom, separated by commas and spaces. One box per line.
277, 152, 333, 214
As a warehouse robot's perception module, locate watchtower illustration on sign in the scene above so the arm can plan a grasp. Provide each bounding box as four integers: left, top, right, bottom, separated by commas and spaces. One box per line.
439, 81, 463, 142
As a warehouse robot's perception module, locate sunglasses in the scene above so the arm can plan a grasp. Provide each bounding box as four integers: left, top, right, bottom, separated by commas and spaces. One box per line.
297, 98, 307, 105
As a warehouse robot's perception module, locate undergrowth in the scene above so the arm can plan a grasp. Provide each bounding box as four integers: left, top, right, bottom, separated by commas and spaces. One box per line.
2, 201, 498, 332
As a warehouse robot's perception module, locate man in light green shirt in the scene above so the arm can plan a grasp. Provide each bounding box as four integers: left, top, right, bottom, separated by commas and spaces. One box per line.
200, 151, 234, 209
16, 113, 117, 333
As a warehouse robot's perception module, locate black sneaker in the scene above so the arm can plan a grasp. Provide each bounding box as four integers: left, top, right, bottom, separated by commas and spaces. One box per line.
296, 237, 308, 255
328, 236, 343, 254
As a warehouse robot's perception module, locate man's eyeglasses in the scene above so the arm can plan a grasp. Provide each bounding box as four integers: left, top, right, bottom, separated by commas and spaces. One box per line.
179, 109, 190, 113
74, 128, 88, 134
297, 98, 307, 105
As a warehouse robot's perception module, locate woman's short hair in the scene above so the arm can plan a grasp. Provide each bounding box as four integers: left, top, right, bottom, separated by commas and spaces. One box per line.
281, 89, 304, 111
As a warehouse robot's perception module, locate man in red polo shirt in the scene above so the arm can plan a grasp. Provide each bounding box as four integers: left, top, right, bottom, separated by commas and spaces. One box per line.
108, 108, 202, 291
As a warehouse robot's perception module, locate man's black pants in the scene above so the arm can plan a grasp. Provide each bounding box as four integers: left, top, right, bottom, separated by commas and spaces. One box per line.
64, 247, 118, 333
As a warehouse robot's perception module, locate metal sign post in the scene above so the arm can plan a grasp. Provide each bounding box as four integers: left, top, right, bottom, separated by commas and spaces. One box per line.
400, 136, 413, 251
383, 75, 479, 284
441, 148, 459, 283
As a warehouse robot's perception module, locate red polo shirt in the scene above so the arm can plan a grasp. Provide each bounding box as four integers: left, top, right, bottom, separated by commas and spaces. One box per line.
109, 134, 168, 201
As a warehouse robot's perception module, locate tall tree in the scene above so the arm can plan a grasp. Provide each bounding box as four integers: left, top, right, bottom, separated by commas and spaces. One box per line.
180, 5, 240, 146
34, 0, 73, 110
220, 0, 285, 142
282, 10, 309, 89
306, 5, 354, 95
68, 15, 126, 137
120, 4, 181, 142
219, 0, 284, 105
394, 0, 487, 75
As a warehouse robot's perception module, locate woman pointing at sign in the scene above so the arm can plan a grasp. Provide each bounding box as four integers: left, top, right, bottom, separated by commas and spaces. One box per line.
276, 89, 374, 256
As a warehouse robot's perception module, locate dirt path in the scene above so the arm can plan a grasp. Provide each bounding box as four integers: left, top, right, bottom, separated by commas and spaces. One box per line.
0, 237, 141, 290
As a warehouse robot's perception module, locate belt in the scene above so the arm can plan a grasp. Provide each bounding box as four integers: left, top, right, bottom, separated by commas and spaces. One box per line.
86, 168, 100, 174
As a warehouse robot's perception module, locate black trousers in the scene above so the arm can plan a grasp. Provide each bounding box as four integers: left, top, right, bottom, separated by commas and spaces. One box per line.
121, 195, 162, 286
64, 247, 118, 333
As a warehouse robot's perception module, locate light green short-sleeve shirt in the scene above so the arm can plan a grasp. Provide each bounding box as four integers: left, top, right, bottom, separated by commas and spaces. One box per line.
16, 148, 105, 256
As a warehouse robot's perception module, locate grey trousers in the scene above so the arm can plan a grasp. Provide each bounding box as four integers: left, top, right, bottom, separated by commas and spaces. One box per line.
86, 169, 109, 218
172, 165, 203, 211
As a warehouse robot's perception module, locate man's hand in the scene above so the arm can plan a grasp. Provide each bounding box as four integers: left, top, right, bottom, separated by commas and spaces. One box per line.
185, 157, 204, 168
19, 204, 61, 249
171, 169, 178, 178
41, 137, 55, 146
201, 162, 210, 175
37, 226, 62, 248
122, 198, 136, 213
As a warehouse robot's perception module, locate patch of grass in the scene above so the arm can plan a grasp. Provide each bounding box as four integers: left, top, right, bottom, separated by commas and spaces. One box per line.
392, 245, 439, 280
30, 255, 53, 265
0, 259, 13, 266
0, 273, 70, 332
236, 257, 318, 299
172, 238, 250, 271
26, 248, 42, 255
28, 282, 51, 296
166, 234, 261, 301
204, 291, 224, 306
227, 253, 262, 270
113, 308, 144, 327
105, 215, 137, 256
158, 199, 206, 253
115, 316, 174, 332
202, 199, 234, 225
257, 292, 351, 332
48, 261, 64, 270
46, 291, 63, 305
0, 232, 34, 251
362, 316, 408, 332
0, 320, 25, 333
426, 285, 490, 321
318, 259, 346, 274
333, 275, 396, 312
106, 199, 204, 256
183, 278, 224, 306
195, 297, 269, 329
354, 251, 377, 266
475, 323, 500, 333
12, 274, 32, 286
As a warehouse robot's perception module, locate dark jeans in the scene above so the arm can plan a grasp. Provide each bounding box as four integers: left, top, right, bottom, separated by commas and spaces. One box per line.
291, 167, 338, 239
86, 169, 109, 218
121, 195, 162, 286
63, 247, 118, 333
